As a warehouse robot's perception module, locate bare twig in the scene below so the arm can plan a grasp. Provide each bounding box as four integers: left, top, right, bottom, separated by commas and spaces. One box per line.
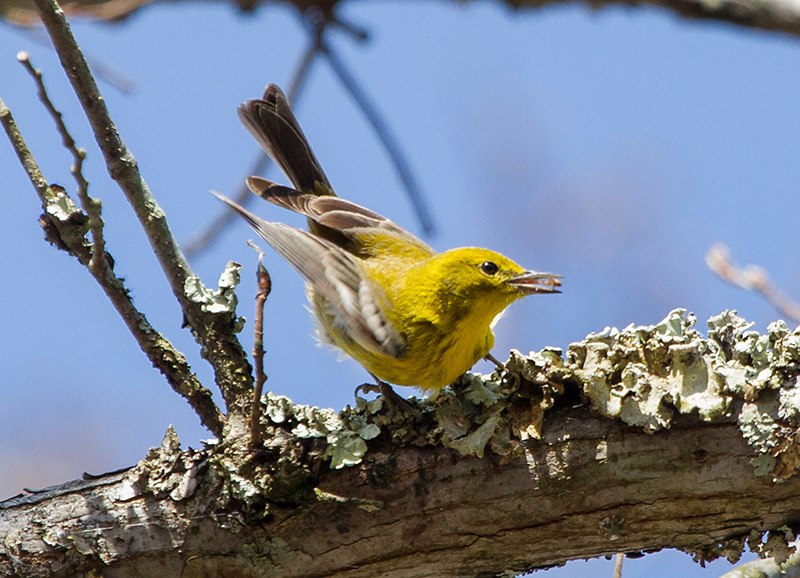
329, 12, 369, 42
186, 6, 435, 258
30, 0, 255, 416
706, 243, 800, 323
0, 95, 225, 437
247, 240, 271, 448
613, 553, 623, 578
14, 25, 136, 94
18, 50, 106, 274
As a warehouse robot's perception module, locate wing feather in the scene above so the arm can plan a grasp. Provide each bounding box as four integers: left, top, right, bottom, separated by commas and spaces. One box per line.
246, 176, 435, 257
210, 191, 406, 359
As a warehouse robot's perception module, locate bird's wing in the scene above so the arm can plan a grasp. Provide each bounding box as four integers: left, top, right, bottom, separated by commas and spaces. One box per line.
246, 176, 436, 258
238, 84, 334, 197
210, 191, 406, 359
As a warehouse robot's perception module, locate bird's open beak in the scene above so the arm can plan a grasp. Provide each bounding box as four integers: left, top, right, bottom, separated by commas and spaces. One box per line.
506, 271, 562, 294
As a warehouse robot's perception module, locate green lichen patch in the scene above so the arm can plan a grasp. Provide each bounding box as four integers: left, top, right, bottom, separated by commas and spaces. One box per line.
569, 309, 734, 432
128, 425, 207, 502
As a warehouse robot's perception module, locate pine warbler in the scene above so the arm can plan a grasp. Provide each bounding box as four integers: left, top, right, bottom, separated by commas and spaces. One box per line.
215, 84, 561, 391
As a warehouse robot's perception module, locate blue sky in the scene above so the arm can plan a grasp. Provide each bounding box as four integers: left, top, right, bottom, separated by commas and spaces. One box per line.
2, 1, 798, 574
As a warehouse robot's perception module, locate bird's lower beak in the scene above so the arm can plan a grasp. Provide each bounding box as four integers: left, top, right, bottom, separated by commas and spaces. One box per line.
506, 271, 562, 294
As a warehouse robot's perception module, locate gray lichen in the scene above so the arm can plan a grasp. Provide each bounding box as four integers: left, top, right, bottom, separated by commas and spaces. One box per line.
565, 309, 800, 481
184, 261, 244, 327
117, 309, 800, 568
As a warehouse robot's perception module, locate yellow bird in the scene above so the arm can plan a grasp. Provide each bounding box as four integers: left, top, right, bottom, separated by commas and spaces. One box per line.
214, 84, 561, 392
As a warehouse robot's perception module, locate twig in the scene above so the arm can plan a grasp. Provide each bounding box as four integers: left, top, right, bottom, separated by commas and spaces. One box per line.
247, 240, 271, 448
329, 12, 370, 42
613, 553, 623, 578
0, 95, 225, 437
187, 6, 436, 258
30, 0, 255, 414
15, 25, 136, 94
706, 243, 800, 323
18, 50, 106, 274
183, 32, 319, 259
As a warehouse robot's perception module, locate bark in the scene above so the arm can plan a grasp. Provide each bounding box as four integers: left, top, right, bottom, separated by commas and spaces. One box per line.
2, 309, 800, 578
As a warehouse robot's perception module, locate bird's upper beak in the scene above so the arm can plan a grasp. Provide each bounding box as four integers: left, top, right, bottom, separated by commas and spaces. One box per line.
506, 271, 562, 294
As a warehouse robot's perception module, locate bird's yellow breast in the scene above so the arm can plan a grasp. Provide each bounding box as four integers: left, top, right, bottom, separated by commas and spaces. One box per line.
312, 247, 523, 390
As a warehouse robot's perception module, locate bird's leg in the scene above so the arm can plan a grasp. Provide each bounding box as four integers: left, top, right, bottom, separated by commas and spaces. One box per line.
355, 373, 417, 414
484, 352, 504, 369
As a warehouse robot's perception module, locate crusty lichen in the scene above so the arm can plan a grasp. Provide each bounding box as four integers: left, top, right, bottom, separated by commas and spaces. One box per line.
119, 309, 800, 563
564, 309, 800, 482
570, 309, 735, 431
312, 309, 800, 481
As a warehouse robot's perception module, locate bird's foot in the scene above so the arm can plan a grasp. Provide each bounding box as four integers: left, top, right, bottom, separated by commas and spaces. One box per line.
355, 375, 420, 418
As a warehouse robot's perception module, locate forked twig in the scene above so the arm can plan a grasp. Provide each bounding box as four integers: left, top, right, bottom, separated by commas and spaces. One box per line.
706, 243, 800, 323
30, 0, 257, 415
18, 50, 106, 274
186, 6, 436, 258
0, 93, 225, 437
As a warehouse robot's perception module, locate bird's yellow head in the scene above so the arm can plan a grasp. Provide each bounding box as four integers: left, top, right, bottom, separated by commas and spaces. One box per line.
401, 247, 561, 332
433, 247, 560, 302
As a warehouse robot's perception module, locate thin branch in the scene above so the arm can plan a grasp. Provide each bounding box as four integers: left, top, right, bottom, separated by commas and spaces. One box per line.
0, 95, 225, 437
613, 553, 624, 578
186, 6, 436, 258
7, 0, 800, 40
13, 25, 136, 94
18, 50, 106, 274
706, 243, 800, 323
329, 12, 370, 42
29, 0, 255, 416
247, 240, 271, 448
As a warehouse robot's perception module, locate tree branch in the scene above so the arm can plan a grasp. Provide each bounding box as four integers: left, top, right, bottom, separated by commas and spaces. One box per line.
0, 94, 225, 438
3, 310, 800, 577
5, 0, 800, 44
29, 0, 255, 420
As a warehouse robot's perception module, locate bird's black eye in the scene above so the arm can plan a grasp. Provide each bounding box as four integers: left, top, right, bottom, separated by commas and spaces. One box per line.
479, 261, 499, 276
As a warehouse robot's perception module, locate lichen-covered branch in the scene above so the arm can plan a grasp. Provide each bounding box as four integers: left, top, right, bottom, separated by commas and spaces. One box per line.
2, 310, 800, 577
27, 0, 255, 419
